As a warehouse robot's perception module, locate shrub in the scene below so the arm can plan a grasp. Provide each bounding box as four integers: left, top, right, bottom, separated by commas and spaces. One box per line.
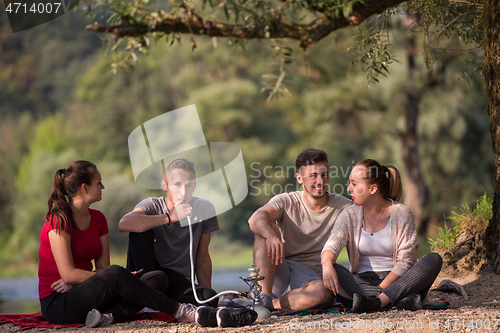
428, 221, 459, 251
428, 193, 492, 251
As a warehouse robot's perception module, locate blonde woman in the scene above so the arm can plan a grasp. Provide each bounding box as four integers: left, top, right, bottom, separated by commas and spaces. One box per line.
321, 159, 442, 312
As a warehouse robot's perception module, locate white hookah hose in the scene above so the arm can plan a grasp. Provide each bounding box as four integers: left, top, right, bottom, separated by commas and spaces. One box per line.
187, 215, 243, 304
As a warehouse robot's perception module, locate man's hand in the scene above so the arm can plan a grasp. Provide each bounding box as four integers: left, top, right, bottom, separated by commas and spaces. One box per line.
322, 262, 339, 294
266, 234, 284, 266
51, 279, 73, 293
170, 202, 193, 222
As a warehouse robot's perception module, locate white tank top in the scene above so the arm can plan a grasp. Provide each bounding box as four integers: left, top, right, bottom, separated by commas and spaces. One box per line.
358, 215, 394, 273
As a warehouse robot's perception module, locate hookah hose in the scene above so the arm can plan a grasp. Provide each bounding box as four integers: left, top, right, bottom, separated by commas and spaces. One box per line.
187, 215, 244, 304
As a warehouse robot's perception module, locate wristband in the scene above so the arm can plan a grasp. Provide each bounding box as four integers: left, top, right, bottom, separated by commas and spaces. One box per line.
166, 212, 171, 225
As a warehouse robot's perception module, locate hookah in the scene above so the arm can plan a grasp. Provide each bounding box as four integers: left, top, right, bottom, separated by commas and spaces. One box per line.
240, 265, 272, 320
187, 215, 271, 320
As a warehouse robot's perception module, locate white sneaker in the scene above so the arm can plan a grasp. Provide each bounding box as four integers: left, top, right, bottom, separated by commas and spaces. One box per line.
85, 309, 113, 328
175, 303, 197, 323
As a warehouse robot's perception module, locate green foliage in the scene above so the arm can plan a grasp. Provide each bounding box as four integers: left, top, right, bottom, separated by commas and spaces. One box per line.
448, 192, 493, 235
84, 0, 369, 94
16, 115, 74, 190
0, 10, 492, 271
0, 12, 100, 116
262, 43, 293, 101
92, 162, 148, 251
428, 220, 459, 251
12, 114, 76, 246
209, 241, 253, 269
403, 0, 484, 76
428, 193, 493, 252
10, 149, 80, 261
349, 14, 396, 84
405, 0, 483, 43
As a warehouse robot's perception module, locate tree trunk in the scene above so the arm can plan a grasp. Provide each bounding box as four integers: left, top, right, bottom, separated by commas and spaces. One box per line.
400, 14, 431, 234
483, 0, 500, 274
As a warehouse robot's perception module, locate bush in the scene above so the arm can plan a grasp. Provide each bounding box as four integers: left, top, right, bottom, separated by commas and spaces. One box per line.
428, 193, 492, 251
428, 221, 459, 251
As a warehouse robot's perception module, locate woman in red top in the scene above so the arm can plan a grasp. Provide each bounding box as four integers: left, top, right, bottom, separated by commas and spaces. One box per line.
38, 161, 197, 327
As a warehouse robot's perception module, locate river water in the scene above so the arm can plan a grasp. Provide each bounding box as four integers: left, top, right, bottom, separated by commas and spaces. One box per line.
0, 269, 251, 301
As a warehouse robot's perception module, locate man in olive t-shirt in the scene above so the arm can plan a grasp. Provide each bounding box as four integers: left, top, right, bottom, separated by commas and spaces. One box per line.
248, 149, 351, 311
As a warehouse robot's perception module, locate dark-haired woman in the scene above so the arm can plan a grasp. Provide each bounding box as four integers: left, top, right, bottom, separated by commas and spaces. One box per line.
321, 159, 442, 313
38, 161, 197, 327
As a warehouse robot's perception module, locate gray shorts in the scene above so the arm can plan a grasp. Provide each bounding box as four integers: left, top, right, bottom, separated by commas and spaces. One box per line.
271, 259, 322, 298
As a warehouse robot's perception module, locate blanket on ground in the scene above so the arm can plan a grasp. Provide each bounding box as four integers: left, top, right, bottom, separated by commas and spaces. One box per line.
0, 302, 449, 330
0, 311, 175, 330
270, 302, 449, 316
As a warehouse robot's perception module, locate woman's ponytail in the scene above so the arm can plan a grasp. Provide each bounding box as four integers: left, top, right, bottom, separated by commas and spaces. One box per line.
46, 168, 73, 232
45, 161, 97, 232
356, 159, 403, 201
385, 164, 402, 201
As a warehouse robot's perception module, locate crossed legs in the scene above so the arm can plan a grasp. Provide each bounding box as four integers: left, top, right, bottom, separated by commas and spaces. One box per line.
333, 252, 443, 309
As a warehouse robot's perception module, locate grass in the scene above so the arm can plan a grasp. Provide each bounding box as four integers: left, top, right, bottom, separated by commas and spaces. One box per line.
428, 221, 459, 251
448, 192, 492, 234
211, 245, 350, 269
211, 246, 254, 269
428, 193, 493, 252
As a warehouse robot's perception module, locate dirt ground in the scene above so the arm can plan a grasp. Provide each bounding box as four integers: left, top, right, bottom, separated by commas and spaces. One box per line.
1, 267, 499, 333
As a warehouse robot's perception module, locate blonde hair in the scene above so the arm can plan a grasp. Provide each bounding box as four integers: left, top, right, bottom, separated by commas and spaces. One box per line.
356, 159, 402, 201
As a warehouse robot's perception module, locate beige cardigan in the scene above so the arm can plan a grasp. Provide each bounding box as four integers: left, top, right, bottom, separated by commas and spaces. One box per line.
322, 200, 419, 276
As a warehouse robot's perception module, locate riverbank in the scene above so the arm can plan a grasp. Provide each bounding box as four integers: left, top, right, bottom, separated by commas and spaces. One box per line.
1, 267, 499, 332
0, 269, 251, 314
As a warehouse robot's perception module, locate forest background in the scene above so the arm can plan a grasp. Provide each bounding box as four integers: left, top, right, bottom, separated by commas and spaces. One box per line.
0, 1, 493, 283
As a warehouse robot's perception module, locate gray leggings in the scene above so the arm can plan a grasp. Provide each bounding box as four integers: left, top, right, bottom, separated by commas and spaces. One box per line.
333, 252, 443, 307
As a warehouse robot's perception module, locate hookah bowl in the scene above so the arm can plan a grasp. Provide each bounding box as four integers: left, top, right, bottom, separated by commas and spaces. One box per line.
240, 265, 271, 320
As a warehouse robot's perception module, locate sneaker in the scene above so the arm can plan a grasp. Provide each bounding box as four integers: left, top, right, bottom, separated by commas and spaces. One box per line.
352, 293, 381, 313
85, 309, 113, 328
195, 306, 218, 327
396, 294, 421, 311
176, 303, 197, 323
216, 307, 258, 328
226, 298, 253, 308
226, 294, 274, 310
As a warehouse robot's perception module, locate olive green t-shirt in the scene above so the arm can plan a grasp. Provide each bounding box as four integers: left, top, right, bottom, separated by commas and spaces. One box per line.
267, 191, 351, 276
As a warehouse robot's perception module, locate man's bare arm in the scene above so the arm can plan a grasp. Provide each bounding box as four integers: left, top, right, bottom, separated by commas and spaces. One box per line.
118, 208, 170, 233
118, 200, 195, 233
248, 205, 279, 238
248, 205, 284, 265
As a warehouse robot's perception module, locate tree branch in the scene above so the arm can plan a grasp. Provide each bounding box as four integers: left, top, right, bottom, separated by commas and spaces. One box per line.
86, 0, 405, 49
